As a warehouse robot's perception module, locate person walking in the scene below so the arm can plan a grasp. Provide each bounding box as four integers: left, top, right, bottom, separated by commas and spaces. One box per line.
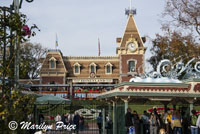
125, 108, 134, 134
141, 110, 150, 134
133, 110, 140, 134
190, 110, 198, 134
171, 110, 182, 134
105, 114, 112, 134
196, 114, 200, 132
73, 112, 80, 134
166, 110, 172, 134
149, 111, 160, 134
79, 114, 84, 131
97, 112, 103, 134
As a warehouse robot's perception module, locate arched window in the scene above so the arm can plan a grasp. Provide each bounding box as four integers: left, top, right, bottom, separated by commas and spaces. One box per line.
73, 62, 81, 75
50, 60, 55, 68
89, 62, 97, 74
128, 60, 136, 72
105, 62, 113, 74
107, 65, 111, 73
75, 65, 79, 74
49, 57, 56, 69
91, 65, 95, 73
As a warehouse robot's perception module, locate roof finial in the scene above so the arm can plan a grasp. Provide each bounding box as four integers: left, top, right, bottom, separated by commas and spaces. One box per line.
125, 0, 136, 16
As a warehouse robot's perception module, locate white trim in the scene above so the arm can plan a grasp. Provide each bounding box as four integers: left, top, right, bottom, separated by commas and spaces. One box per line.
89, 62, 97, 74
105, 62, 113, 74
73, 62, 81, 75
49, 57, 57, 61
49, 58, 56, 69
127, 59, 137, 73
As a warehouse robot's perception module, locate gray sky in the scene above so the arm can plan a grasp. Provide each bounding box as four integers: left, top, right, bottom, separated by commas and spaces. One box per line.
1, 0, 165, 58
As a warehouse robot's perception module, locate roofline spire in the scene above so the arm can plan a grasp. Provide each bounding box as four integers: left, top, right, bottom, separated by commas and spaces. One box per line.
125, 0, 136, 16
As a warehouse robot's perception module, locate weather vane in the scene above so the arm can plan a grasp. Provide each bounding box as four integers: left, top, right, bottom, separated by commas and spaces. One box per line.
125, 0, 137, 16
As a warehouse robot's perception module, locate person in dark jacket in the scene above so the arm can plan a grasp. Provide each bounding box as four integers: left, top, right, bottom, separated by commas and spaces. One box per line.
73, 112, 80, 134
97, 112, 103, 134
125, 108, 133, 134
79, 114, 84, 131
133, 110, 140, 134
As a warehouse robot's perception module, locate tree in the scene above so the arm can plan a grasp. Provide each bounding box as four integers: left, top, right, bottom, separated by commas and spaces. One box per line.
163, 0, 200, 36
148, 31, 200, 71
0, 87, 36, 134
19, 42, 47, 79
0, 5, 39, 134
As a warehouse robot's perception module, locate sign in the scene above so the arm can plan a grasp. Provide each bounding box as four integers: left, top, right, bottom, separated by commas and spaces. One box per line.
72, 78, 113, 83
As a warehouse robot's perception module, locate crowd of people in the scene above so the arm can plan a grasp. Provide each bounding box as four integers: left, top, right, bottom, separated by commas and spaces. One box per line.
54, 112, 84, 133
125, 108, 200, 134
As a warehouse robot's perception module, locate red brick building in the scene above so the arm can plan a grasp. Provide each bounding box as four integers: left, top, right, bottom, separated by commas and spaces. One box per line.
39, 13, 146, 87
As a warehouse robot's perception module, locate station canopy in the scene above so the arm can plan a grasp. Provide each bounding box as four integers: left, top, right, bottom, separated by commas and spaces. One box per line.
35, 94, 71, 105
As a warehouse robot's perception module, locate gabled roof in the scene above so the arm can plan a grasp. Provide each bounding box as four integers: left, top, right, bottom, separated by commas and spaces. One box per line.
120, 14, 144, 48
105, 62, 113, 66
40, 50, 67, 74
73, 62, 81, 66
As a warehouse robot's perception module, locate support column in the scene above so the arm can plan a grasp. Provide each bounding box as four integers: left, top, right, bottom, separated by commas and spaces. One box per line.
121, 98, 129, 114
185, 98, 194, 116
102, 108, 105, 134
113, 101, 116, 134
124, 100, 128, 114
14, 0, 20, 90
189, 103, 194, 116
69, 81, 73, 101
108, 103, 112, 119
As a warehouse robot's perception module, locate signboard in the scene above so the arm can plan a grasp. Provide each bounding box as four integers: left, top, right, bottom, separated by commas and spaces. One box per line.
72, 78, 113, 83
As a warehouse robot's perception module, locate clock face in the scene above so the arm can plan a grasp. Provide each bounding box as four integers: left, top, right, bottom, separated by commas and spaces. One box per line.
128, 42, 136, 52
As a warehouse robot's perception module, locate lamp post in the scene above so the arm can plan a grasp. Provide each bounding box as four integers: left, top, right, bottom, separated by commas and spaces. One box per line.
11, 0, 34, 90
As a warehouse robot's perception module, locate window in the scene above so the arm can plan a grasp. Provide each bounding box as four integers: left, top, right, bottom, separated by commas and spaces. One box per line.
106, 65, 111, 73
128, 60, 136, 72
75, 65, 79, 74
73, 62, 81, 74
89, 62, 97, 74
91, 65, 95, 73
50, 60, 55, 68
105, 62, 113, 74
49, 57, 57, 69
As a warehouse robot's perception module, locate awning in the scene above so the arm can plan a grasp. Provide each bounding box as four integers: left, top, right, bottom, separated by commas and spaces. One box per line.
35, 94, 71, 105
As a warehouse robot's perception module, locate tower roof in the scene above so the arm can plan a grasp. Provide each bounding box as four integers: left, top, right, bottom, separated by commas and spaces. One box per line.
120, 14, 145, 48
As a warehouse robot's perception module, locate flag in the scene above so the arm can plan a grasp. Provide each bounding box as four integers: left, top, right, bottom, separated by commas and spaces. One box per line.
98, 38, 101, 56
55, 33, 58, 49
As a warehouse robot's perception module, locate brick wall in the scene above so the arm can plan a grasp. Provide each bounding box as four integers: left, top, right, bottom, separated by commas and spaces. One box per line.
120, 54, 144, 82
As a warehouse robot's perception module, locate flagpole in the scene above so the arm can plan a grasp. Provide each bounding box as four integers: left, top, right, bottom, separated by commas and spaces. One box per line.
55, 33, 58, 50
98, 38, 101, 56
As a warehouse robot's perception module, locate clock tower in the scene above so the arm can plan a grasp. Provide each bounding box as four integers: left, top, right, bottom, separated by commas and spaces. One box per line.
117, 8, 146, 82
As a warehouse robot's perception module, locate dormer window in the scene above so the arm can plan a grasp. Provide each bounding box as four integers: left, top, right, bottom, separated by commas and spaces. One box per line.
73, 62, 81, 75
89, 62, 97, 74
49, 57, 57, 69
128, 59, 137, 72
105, 62, 113, 74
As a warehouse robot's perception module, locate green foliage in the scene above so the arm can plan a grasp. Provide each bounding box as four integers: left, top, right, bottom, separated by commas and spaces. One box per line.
0, 6, 41, 134
148, 31, 200, 71
0, 8, 46, 79
0, 86, 36, 134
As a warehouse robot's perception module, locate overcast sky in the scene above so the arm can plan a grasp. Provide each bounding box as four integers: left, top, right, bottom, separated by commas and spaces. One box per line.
1, 0, 165, 59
